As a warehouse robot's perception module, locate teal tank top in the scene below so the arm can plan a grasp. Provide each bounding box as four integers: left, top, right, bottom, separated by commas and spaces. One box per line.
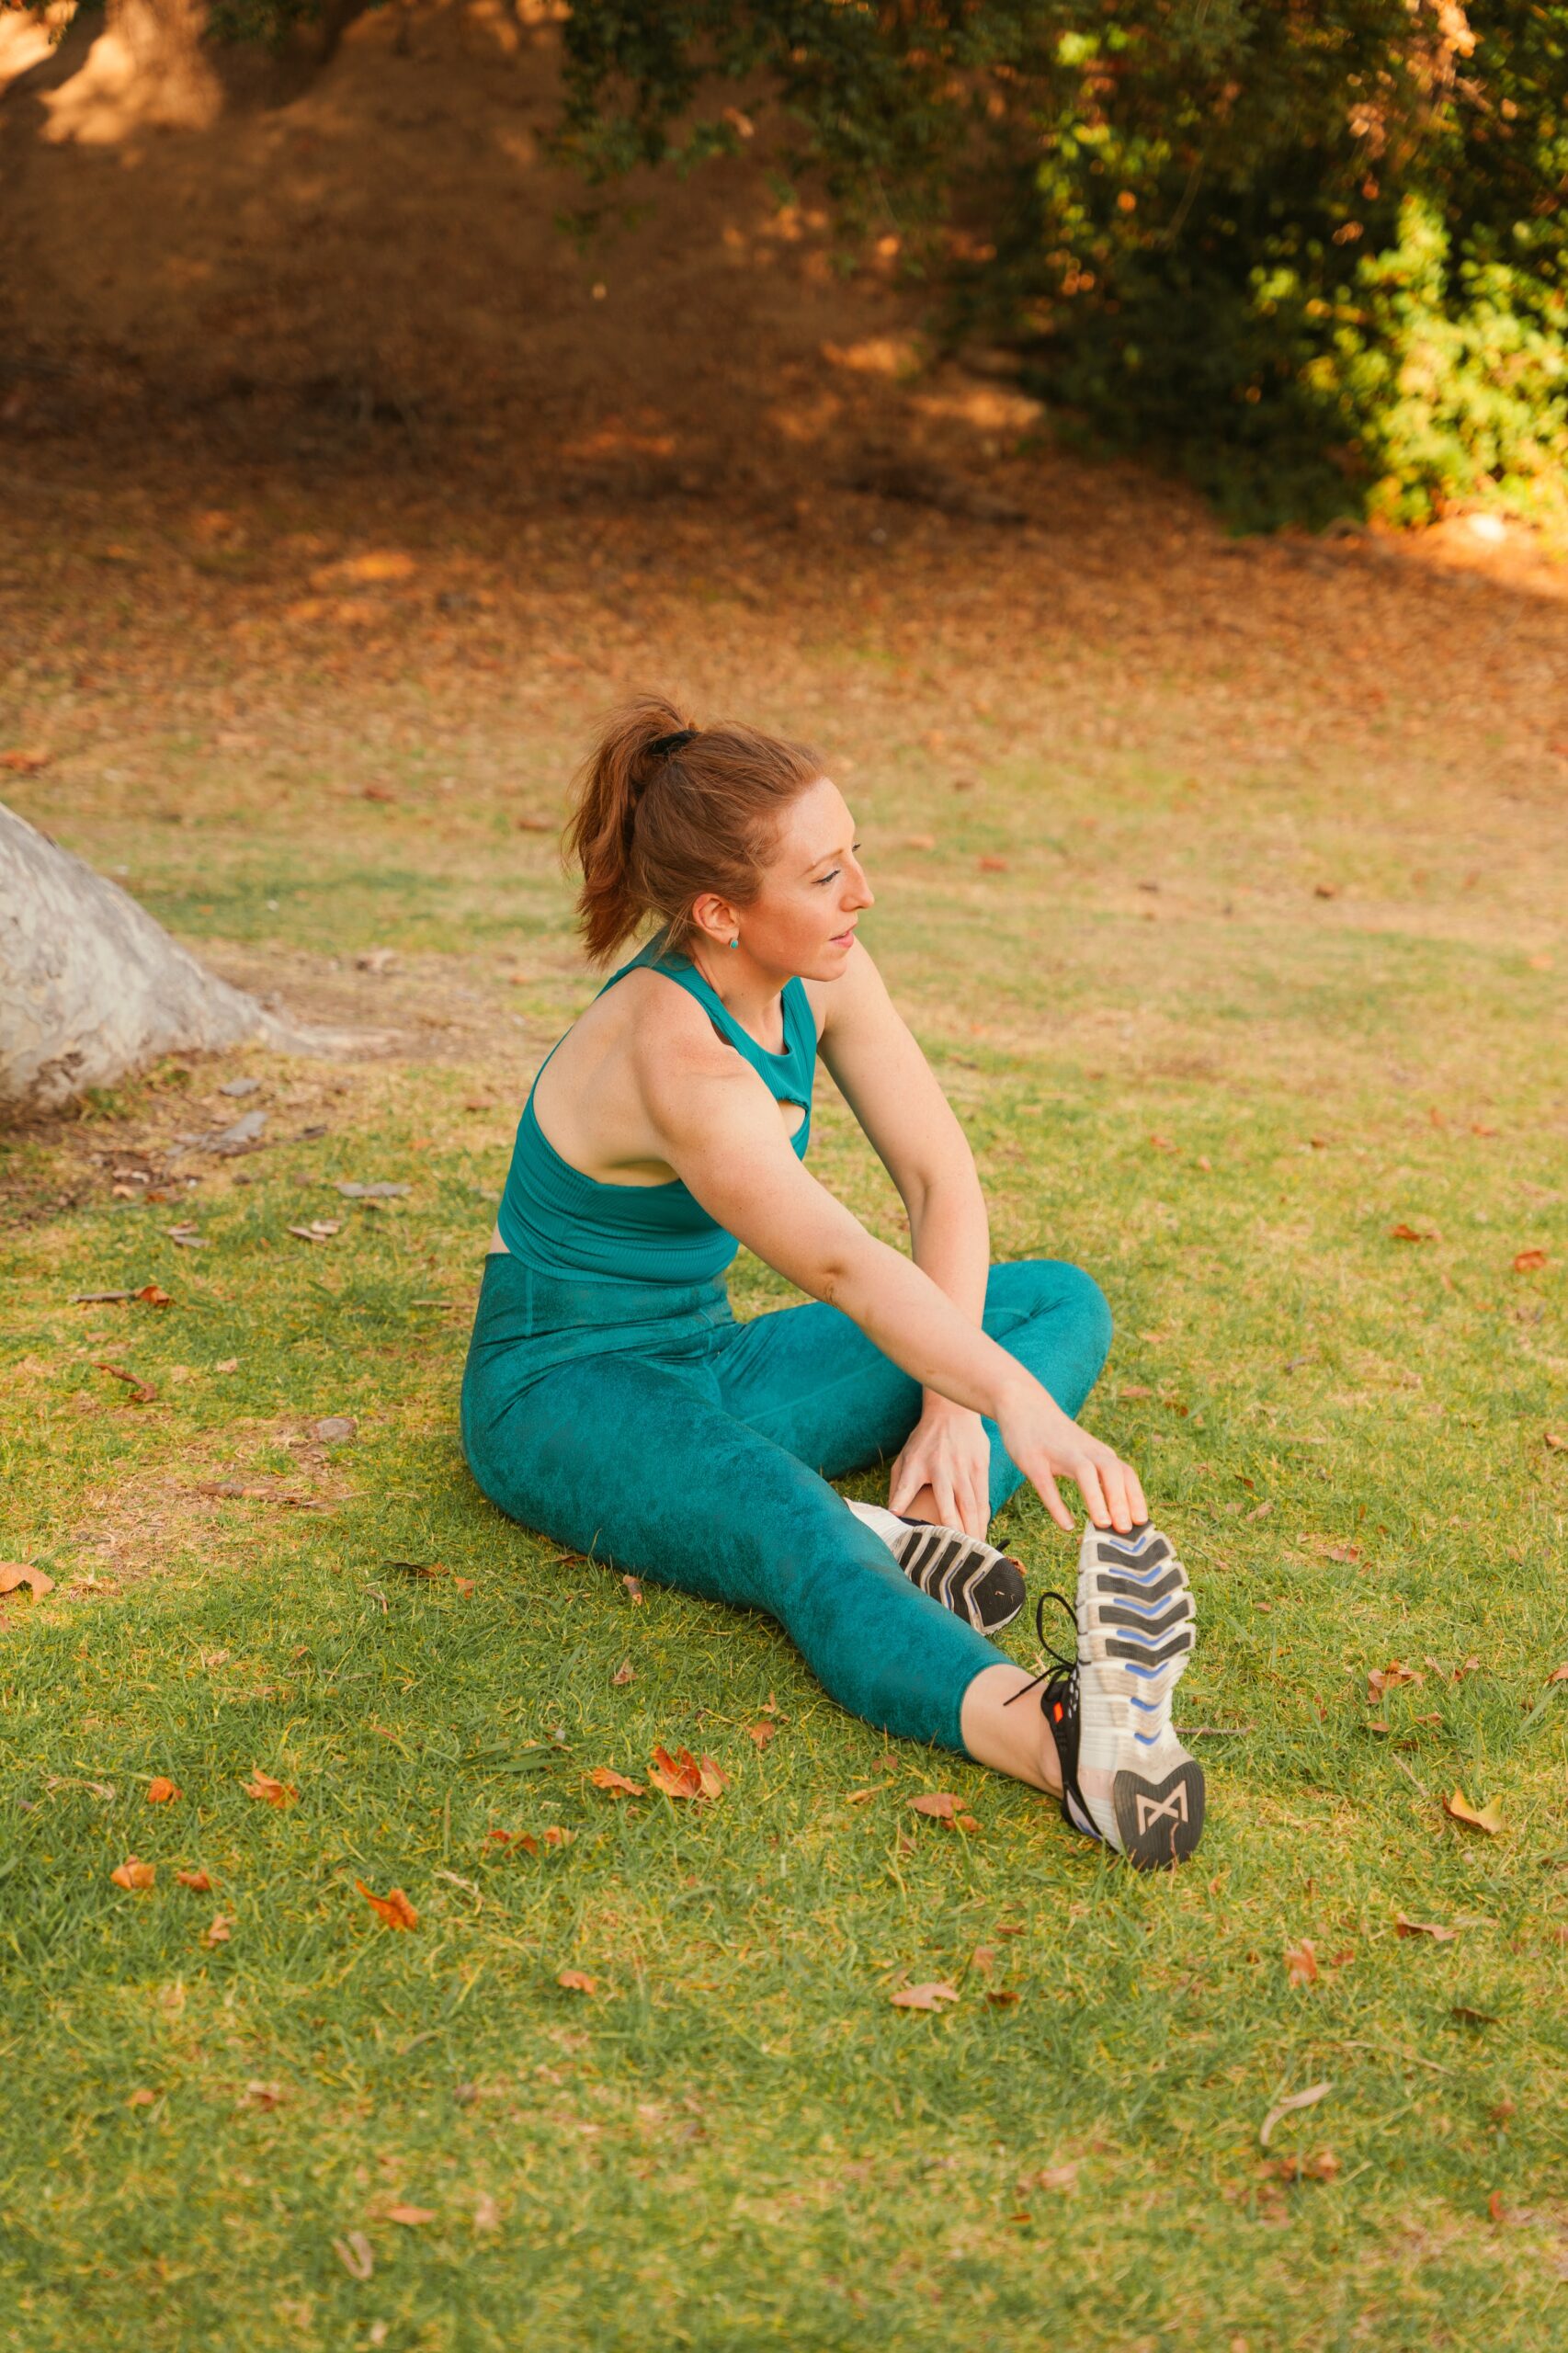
495, 931, 817, 1284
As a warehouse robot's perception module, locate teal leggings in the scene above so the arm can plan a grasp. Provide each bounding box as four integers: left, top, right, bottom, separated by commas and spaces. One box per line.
460, 1256, 1112, 1756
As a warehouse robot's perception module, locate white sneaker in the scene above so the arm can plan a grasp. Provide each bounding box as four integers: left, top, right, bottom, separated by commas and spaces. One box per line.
846, 1498, 1026, 1633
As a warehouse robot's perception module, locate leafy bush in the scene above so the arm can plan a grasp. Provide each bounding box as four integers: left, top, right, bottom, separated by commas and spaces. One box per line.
556, 0, 1568, 530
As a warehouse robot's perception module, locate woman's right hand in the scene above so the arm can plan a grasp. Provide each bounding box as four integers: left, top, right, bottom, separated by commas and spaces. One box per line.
995, 1379, 1148, 1536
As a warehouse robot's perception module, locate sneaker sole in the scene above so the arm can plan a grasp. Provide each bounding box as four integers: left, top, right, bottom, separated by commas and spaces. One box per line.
889, 1521, 1026, 1635
1075, 1523, 1204, 1870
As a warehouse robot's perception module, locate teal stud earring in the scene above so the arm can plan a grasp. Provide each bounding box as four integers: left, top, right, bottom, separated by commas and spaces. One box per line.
729, 936, 739, 949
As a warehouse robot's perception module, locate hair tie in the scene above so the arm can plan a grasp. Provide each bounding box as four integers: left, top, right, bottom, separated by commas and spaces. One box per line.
646, 728, 697, 761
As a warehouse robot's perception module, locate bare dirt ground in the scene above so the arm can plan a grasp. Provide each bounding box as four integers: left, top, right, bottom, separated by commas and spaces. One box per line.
3, 0, 1565, 1078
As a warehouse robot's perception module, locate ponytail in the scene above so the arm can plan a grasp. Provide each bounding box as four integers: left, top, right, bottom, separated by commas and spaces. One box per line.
562, 693, 825, 965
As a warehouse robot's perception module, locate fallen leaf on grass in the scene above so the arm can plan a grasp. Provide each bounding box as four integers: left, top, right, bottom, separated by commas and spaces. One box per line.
0, 1563, 54, 1599
909, 1792, 959, 1820
244, 1769, 299, 1806
146, 1778, 181, 1804
1284, 1939, 1319, 1988
557, 1969, 598, 1995
588, 1767, 647, 1798
1393, 1913, 1460, 1942
204, 1915, 233, 1947
620, 1574, 643, 1603
312, 1415, 357, 1443
977, 855, 1009, 873
176, 1869, 212, 1893
127, 2087, 157, 2108
94, 1361, 157, 1404
846, 1788, 877, 1805
472, 2191, 501, 2234
1259, 2080, 1332, 2146
611, 1661, 635, 1687
985, 1987, 1020, 2007
649, 1745, 729, 1801
355, 1881, 417, 1930
1367, 1660, 1424, 1700
891, 1981, 960, 2011
747, 1721, 778, 1750
1390, 1222, 1438, 1244
0, 747, 51, 773
1513, 1248, 1549, 1273
243, 2079, 284, 2109
1119, 1383, 1153, 1401
1545, 1431, 1564, 1452
333, 2231, 374, 2281
134, 1283, 174, 1306
287, 1222, 342, 1244
1031, 2161, 1079, 2193
110, 1857, 156, 1892
214, 1358, 239, 1373
1547, 1664, 1568, 1686
1451, 2005, 1498, 2027
542, 1825, 574, 1848
382, 2203, 436, 2226
1444, 1789, 1504, 1836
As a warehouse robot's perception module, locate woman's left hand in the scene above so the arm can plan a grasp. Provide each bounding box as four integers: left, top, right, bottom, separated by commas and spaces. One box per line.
887, 1401, 993, 1540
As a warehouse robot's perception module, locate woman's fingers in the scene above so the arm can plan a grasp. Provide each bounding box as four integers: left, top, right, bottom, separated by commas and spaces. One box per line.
1124, 1461, 1149, 1527
1074, 1458, 1110, 1529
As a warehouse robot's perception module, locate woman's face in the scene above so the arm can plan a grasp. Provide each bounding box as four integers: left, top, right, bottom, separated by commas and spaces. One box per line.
696, 775, 874, 981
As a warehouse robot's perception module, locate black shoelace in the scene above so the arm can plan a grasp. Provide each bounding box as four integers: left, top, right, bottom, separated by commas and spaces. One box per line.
1001, 1588, 1080, 1711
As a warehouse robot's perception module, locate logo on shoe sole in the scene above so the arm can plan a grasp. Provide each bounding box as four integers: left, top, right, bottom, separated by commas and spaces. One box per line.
1133, 1782, 1190, 1836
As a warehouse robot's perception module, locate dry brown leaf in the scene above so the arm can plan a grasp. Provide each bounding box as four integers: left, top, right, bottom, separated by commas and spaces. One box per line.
1284, 1938, 1319, 1988
127, 2087, 157, 2109
1395, 1914, 1459, 1942
243, 2079, 284, 2109
649, 1744, 728, 1801
333, 2231, 374, 2281
909, 1792, 959, 1820
1443, 1788, 1504, 1836
110, 1857, 155, 1892
1259, 2080, 1332, 2145
588, 1766, 647, 1798
94, 1361, 157, 1404
977, 855, 1009, 872
747, 1720, 778, 1750
1389, 1222, 1438, 1244
985, 1986, 1020, 2007
891, 1981, 960, 2011
1545, 1432, 1565, 1452
134, 1283, 173, 1307
846, 1787, 876, 1805
1367, 1660, 1424, 1700
611, 1661, 635, 1686
0, 747, 51, 773
203, 1914, 233, 1947
243, 1769, 299, 1806
1033, 2161, 1079, 2193
176, 1868, 212, 1893
382, 2203, 436, 2226
146, 1777, 181, 1804
0, 1563, 54, 1599
1546, 1664, 1568, 1686
557, 1969, 598, 1995
620, 1574, 642, 1603
1513, 1247, 1548, 1273
356, 1880, 418, 1929
542, 1825, 574, 1849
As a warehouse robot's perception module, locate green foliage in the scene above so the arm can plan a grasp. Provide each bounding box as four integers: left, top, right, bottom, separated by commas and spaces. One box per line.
556, 0, 1568, 530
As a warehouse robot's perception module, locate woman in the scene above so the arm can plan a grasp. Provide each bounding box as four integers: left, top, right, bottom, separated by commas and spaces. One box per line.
462, 699, 1203, 1870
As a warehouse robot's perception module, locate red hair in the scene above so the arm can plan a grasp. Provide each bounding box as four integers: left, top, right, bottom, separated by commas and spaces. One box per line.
562, 693, 826, 964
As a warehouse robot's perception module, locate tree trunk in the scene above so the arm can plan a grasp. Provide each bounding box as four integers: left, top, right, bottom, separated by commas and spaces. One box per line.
1, 800, 305, 1117
39, 0, 222, 142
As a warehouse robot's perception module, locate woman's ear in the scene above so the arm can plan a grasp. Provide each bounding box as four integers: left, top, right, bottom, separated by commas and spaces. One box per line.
687, 891, 740, 950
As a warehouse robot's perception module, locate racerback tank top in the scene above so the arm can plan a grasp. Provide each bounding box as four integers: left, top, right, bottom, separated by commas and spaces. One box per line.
494, 930, 818, 1284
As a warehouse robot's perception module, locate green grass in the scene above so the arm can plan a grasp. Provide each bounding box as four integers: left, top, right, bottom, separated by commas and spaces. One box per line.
4, 698, 1567, 2349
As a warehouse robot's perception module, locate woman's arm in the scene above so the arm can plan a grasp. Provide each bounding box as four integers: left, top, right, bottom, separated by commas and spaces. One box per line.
637, 1016, 1144, 1532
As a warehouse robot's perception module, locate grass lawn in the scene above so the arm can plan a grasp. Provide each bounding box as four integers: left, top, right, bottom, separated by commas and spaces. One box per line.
3, 483, 1566, 2351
